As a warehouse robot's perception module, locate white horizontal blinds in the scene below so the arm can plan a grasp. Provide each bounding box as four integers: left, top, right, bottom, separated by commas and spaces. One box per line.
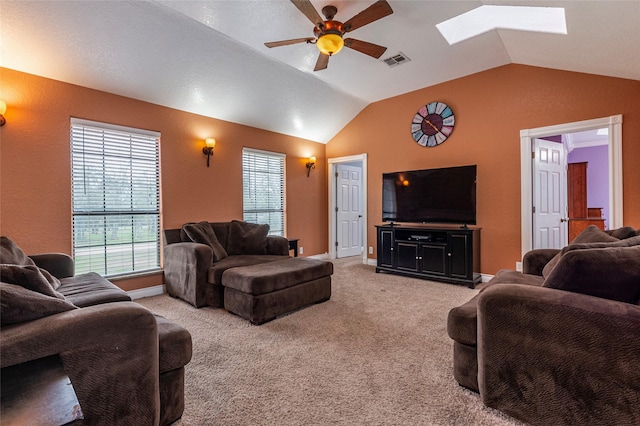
71, 119, 160, 276
242, 148, 285, 236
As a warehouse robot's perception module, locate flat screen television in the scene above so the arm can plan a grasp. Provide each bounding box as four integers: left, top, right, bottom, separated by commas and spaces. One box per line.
382, 165, 477, 226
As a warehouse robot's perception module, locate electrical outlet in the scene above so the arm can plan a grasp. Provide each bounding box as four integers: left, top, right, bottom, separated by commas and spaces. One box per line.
299, 247, 303, 255
516, 261, 523, 272
369, 246, 374, 254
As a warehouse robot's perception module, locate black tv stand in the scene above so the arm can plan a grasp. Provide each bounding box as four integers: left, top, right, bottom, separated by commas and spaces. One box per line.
375, 224, 481, 288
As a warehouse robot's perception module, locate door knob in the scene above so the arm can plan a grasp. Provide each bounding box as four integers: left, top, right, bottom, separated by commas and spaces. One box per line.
560, 218, 569, 223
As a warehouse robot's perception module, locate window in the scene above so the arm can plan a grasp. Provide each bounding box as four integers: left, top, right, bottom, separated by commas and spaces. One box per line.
242, 148, 285, 236
71, 118, 160, 276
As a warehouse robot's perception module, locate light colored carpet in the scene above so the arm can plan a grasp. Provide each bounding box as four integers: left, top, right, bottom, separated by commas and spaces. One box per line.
138, 257, 522, 425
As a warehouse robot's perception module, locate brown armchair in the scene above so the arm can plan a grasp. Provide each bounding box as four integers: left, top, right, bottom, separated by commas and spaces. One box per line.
447, 226, 640, 425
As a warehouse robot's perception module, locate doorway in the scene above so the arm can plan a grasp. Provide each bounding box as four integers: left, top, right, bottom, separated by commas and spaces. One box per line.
328, 154, 368, 263
520, 115, 623, 256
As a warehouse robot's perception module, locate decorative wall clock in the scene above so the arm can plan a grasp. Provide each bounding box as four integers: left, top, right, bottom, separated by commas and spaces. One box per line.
411, 102, 455, 147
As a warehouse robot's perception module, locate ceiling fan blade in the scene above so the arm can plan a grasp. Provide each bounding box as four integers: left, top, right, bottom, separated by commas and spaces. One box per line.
265, 37, 315, 48
344, 38, 387, 59
343, 0, 393, 32
290, 0, 324, 27
314, 53, 330, 71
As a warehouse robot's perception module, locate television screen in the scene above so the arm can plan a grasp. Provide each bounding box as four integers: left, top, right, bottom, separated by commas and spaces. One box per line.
382, 165, 477, 225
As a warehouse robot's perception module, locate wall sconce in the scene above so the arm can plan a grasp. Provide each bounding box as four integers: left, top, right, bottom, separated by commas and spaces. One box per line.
203, 138, 216, 167
306, 156, 316, 177
0, 100, 6, 127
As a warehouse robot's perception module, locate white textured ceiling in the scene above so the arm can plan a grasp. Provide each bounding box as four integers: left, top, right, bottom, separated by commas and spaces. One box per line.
2, 1, 639, 143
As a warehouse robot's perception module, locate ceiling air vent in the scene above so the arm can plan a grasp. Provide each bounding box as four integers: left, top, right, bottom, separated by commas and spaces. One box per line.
383, 52, 411, 67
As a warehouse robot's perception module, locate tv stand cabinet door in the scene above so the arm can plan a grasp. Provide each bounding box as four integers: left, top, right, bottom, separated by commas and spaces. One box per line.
396, 242, 420, 272
448, 232, 472, 280
377, 228, 395, 268
420, 244, 447, 277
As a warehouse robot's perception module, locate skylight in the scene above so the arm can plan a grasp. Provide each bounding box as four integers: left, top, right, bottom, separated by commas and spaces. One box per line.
436, 5, 567, 45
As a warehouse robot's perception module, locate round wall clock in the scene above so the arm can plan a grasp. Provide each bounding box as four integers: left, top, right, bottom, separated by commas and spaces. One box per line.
411, 102, 455, 147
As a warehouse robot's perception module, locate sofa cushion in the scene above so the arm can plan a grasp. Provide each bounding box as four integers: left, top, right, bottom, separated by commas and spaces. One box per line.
0, 264, 65, 299
207, 255, 289, 286
226, 220, 269, 255
222, 257, 334, 296
182, 221, 228, 262
542, 225, 619, 278
58, 272, 131, 307
0, 282, 78, 326
543, 245, 640, 304
479, 269, 545, 292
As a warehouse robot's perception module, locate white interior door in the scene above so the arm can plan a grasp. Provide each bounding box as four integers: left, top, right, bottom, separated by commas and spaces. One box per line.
532, 138, 568, 249
336, 164, 362, 258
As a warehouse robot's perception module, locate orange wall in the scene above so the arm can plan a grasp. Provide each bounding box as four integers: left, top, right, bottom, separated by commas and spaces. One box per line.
2, 65, 639, 285
326, 64, 640, 274
0, 68, 328, 291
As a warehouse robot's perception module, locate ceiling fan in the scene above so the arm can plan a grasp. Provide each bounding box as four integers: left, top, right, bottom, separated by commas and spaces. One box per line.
264, 0, 394, 71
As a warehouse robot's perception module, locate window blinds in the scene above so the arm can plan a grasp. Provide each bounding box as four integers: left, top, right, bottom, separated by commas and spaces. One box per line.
242, 148, 285, 236
71, 118, 160, 276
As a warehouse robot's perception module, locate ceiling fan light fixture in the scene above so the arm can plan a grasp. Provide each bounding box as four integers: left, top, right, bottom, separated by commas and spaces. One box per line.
316, 33, 344, 56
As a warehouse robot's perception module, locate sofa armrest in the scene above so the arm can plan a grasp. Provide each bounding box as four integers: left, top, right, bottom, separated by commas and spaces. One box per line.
267, 235, 289, 256
163, 242, 212, 307
1, 302, 160, 425
522, 248, 559, 275
29, 253, 75, 278
477, 284, 640, 425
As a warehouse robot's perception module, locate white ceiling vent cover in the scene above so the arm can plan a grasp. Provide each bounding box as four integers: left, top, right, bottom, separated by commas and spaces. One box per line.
383, 52, 411, 67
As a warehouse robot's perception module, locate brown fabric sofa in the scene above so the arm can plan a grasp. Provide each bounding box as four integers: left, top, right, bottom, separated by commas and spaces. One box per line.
163, 220, 290, 308
447, 225, 640, 425
1, 237, 192, 426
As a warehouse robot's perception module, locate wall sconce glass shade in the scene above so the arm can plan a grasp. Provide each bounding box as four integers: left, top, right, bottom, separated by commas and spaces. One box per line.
203, 138, 216, 167
306, 156, 317, 177
0, 100, 6, 127
316, 33, 344, 56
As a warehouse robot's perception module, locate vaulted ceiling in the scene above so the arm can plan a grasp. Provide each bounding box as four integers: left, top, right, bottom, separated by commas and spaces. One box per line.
2, 1, 639, 143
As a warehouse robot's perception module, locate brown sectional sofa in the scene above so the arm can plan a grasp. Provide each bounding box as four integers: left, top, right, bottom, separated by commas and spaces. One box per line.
447, 225, 640, 425
1, 237, 192, 425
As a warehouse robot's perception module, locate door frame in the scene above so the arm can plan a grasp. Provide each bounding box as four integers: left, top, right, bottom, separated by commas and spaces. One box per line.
520, 114, 623, 257
328, 154, 368, 263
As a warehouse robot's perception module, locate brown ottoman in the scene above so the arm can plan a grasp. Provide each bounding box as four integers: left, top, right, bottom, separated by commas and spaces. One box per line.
221, 257, 333, 324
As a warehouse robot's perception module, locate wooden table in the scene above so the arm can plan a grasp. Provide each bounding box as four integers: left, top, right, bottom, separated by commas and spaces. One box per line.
1, 355, 84, 425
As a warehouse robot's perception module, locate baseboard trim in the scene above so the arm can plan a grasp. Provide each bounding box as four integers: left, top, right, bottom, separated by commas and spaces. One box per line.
128, 285, 165, 300
307, 253, 330, 260
480, 273, 493, 283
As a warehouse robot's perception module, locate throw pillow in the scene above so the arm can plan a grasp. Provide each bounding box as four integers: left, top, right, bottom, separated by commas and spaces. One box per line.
182, 222, 228, 262
226, 220, 269, 255
542, 245, 640, 304
570, 225, 618, 244
0, 236, 36, 266
542, 225, 619, 278
562, 235, 640, 254
0, 264, 65, 300
1, 282, 77, 326
608, 226, 637, 240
